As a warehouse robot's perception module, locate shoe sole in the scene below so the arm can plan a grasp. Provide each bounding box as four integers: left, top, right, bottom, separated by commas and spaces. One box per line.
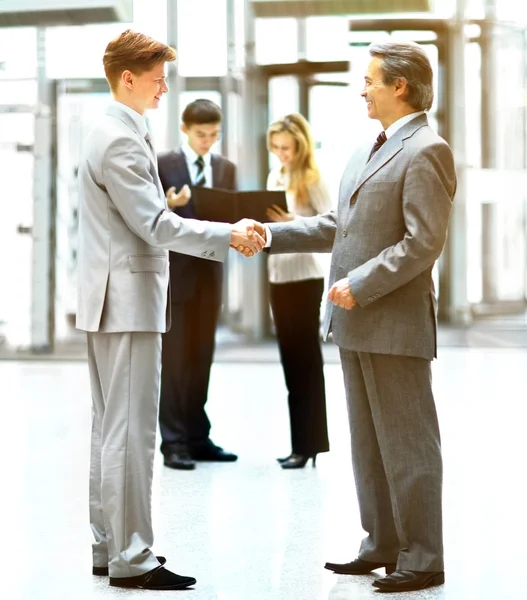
163, 462, 196, 470
110, 577, 197, 590
373, 572, 445, 592
192, 457, 238, 462
325, 564, 396, 575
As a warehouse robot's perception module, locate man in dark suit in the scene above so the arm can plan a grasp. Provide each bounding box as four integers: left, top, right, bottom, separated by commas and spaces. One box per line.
258, 41, 456, 592
157, 99, 238, 470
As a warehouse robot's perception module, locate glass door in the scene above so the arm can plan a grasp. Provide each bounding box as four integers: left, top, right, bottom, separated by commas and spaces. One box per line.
0, 109, 35, 350
53, 79, 111, 343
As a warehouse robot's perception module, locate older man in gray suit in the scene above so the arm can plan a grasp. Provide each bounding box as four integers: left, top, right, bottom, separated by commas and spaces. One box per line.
263, 41, 456, 593
76, 30, 263, 591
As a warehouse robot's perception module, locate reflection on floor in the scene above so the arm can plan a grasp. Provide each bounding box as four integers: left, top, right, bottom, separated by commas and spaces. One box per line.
2, 315, 527, 361
1, 347, 526, 599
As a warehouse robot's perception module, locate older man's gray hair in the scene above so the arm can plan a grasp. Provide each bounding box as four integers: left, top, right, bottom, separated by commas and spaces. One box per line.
369, 40, 434, 111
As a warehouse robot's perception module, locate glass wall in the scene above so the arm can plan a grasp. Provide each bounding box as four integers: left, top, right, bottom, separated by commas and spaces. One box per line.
465, 18, 527, 308
0, 0, 170, 350
0, 28, 38, 348
2, 0, 527, 351
176, 0, 228, 76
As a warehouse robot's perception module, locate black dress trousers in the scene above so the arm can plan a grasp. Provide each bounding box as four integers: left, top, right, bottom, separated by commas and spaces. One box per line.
269, 277, 330, 456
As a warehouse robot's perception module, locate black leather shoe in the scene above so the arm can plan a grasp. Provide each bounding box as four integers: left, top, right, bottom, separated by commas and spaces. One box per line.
110, 566, 196, 590
281, 453, 317, 469
324, 558, 396, 575
191, 442, 238, 462
164, 452, 196, 470
93, 556, 166, 576
372, 570, 445, 592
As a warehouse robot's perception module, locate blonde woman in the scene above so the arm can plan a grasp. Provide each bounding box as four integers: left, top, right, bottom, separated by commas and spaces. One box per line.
266, 113, 331, 469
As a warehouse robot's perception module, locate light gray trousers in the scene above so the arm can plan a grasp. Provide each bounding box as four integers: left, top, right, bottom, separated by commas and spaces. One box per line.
87, 331, 162, 578
339, 349, 444, 573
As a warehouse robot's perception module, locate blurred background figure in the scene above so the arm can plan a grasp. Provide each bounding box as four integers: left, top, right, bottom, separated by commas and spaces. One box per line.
157, 99, 238, 471
266, 113, 331, 469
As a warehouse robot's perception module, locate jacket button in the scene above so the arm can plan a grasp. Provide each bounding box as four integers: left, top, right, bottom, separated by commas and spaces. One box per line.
342, 229, 348, 237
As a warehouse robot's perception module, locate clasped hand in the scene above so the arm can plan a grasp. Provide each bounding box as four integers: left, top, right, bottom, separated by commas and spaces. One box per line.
230, 219, 267, 257
165, 187, 265, 257
328, 277, 356, 310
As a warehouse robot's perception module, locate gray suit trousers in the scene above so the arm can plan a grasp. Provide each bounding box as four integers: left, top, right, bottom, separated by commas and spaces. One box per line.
339, 349, 444, 572
87, 331, 162, 578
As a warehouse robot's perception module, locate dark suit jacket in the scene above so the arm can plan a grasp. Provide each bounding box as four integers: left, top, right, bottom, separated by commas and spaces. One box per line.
157, 149, 237, 303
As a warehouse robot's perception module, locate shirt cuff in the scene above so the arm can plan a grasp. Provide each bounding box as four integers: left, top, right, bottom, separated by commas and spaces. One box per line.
264, 225, 272, 248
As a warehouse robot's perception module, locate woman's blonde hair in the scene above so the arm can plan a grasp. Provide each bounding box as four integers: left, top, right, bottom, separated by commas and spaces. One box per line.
267, 113, 320, 207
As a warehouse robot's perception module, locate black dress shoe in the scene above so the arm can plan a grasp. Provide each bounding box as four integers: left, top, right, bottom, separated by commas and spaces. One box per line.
110, 566, 196, 590
164, 452, 196, 470
280, 453, 317, 469
324, 558, 396, 575
191, 442, 238, 462
93, 556, 166, 576
372, 570, 445, 592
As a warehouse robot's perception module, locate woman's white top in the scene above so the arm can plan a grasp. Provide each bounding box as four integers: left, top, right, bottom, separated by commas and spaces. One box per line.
266, 167, 332, 284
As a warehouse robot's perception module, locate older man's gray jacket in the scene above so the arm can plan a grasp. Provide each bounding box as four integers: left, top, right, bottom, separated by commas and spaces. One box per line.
268, 114, 457, 360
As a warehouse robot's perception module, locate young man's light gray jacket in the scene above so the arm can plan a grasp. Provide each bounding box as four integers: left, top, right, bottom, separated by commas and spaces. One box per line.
76, 103, 232, 334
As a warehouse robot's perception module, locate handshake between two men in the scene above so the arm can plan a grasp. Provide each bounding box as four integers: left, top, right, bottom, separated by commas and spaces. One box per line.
166, 186, 266, 258
166, 186, 267, 259
227, 218, 357, 311
229, 219, 267, 257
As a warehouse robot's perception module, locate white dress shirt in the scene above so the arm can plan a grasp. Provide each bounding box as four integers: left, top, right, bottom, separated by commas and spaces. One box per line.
113, 101, 149, 139
266, 168, 332, 284
384, 110, 425, 139
181, 142, 213, 187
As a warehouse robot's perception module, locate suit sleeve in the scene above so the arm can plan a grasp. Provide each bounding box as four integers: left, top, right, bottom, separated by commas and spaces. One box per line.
268, 211, 337, 254
348, 142, 456, 307
102, 136, 232, 261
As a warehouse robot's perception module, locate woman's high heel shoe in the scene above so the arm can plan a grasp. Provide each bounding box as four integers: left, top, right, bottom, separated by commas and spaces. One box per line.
280, 453, 317, 469
276, 454, 292, 464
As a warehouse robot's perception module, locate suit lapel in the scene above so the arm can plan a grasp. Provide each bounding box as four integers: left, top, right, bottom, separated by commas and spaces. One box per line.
340, 142, 373, 202
349, 138, 404, 198
348, 114, 429, 201
106, 105, 158, 172
175, 149, 192, 184
211, 155, 223, 188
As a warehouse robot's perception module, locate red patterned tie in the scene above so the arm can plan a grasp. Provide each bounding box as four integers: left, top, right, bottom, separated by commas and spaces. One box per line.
368, 130, 387, 161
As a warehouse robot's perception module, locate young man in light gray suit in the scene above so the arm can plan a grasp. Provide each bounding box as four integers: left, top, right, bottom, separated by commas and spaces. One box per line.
76, 30, 264, 591
261, 41, 456, 593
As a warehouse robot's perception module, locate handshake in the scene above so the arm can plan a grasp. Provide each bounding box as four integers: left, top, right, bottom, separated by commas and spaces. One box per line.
230, 219, 267, 257
166, 187, 267, 258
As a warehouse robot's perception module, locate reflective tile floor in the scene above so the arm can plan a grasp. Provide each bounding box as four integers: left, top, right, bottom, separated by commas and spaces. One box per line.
1, 346, 526, 600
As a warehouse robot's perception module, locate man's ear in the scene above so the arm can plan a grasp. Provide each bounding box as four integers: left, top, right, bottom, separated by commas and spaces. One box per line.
121, 70, 134, 90
394, 76, 408, 99
180, 123, 188, 136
